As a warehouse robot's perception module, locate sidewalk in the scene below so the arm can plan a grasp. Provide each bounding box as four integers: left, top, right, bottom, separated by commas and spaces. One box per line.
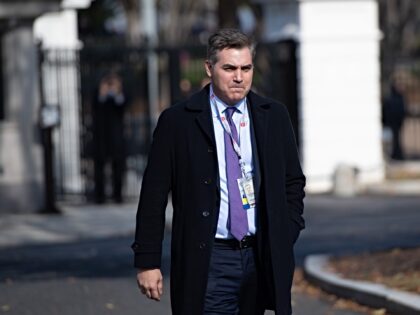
0, 203, 138, 248
364, 161, 420, 196
364, 178, 420, 196
0, 201, 175, 249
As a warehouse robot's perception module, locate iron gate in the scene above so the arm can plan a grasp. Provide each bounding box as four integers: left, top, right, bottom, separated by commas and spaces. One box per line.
40, 40, 299, 202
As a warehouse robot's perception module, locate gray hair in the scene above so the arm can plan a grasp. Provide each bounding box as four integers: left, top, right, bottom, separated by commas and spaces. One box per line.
207, 29, 255, 65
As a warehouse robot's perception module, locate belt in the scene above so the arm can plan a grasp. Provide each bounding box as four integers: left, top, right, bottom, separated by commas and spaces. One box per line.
214, 235, 256, 249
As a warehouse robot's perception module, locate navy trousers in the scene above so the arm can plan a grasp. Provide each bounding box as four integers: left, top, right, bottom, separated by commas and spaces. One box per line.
204, 241, 265, 315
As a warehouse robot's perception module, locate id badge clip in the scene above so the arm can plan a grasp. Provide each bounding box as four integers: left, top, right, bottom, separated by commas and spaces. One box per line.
237, 174, 256, 210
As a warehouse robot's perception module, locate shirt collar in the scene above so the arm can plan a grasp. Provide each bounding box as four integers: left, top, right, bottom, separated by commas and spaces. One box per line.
210, 84, 246, 116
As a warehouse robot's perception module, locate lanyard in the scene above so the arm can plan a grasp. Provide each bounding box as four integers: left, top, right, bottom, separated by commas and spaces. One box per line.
210, 93, 249, 178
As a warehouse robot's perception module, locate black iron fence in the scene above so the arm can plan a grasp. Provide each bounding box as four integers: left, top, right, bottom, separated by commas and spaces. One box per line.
39, 40, 299, 201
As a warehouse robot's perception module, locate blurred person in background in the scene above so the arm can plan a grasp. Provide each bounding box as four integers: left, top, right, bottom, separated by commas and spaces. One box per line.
92, 71, 127, 204
132, 29, 305, 315
383, 80, 406, 160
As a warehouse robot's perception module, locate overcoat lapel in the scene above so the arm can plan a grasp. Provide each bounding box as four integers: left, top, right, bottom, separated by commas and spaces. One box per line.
248, 90, 271, 167
185, 87, 221, 195
196, 109, 215, 148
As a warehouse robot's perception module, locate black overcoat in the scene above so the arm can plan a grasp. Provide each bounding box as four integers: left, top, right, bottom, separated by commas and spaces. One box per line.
132, 85, 305, 315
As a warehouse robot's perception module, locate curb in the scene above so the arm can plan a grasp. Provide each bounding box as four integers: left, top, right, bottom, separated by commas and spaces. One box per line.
303, 254, 420, 315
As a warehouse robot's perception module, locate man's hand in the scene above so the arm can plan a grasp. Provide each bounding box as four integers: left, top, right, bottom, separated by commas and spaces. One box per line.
136, 268, 163, 301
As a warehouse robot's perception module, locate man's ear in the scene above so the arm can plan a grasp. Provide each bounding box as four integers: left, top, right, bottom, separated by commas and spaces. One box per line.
204, 60, 212, 78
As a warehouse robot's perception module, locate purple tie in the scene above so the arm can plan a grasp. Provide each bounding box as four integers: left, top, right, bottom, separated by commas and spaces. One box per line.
224, 107, 248, 241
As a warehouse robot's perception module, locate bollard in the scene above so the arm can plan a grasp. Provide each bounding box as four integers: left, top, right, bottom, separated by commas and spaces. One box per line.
333, 164, 358, 197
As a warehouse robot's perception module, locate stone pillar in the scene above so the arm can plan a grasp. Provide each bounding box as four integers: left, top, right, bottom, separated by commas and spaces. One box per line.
0, 25, 44, 213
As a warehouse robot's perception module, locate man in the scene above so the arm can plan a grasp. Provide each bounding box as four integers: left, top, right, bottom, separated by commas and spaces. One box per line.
132, 29, 305, 315
382, 81, 406, 160
92, 72, 127, 203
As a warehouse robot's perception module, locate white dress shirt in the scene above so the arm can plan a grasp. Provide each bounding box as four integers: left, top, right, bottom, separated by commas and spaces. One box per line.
209, 86, 257, 239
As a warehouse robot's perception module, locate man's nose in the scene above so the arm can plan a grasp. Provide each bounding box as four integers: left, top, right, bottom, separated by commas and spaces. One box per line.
233, 69, 243, 82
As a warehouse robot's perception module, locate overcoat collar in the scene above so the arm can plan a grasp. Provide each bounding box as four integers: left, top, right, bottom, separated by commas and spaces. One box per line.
185, 84, 271, 149
247, 89, 271, 159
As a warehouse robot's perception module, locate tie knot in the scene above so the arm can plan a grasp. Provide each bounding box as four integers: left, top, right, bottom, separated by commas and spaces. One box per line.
224, 107, 236, 120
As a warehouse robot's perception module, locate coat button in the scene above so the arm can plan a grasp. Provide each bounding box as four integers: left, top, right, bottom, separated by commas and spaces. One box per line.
199, 242, 206, 249
208, 147, 214, 153
204, 179, 212, 184
202, 211, 210, 217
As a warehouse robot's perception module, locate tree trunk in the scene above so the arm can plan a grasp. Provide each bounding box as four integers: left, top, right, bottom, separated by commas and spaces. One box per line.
120, 0, 142, 46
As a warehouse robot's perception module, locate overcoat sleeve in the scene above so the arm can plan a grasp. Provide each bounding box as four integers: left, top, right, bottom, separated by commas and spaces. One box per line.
281, 106, 306, 243
131, 109, 173, 269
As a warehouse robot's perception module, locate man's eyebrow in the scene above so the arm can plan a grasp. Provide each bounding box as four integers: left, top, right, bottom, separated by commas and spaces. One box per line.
221, 63, 253, 68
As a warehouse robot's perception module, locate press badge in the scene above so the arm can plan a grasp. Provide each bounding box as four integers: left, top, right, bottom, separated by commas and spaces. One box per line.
237, 176, 256, 210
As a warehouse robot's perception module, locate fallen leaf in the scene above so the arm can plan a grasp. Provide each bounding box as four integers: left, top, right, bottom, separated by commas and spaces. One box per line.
105, 303, 115, 310
1, 305, 11, 312
371, 308, 386, 315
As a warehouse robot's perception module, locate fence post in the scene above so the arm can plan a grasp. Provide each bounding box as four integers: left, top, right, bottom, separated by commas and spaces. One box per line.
38, 44, 60, 214
169, 48, 181, 104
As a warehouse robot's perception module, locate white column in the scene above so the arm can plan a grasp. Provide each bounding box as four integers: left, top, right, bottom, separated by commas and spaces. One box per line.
298, 0, 384, 192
